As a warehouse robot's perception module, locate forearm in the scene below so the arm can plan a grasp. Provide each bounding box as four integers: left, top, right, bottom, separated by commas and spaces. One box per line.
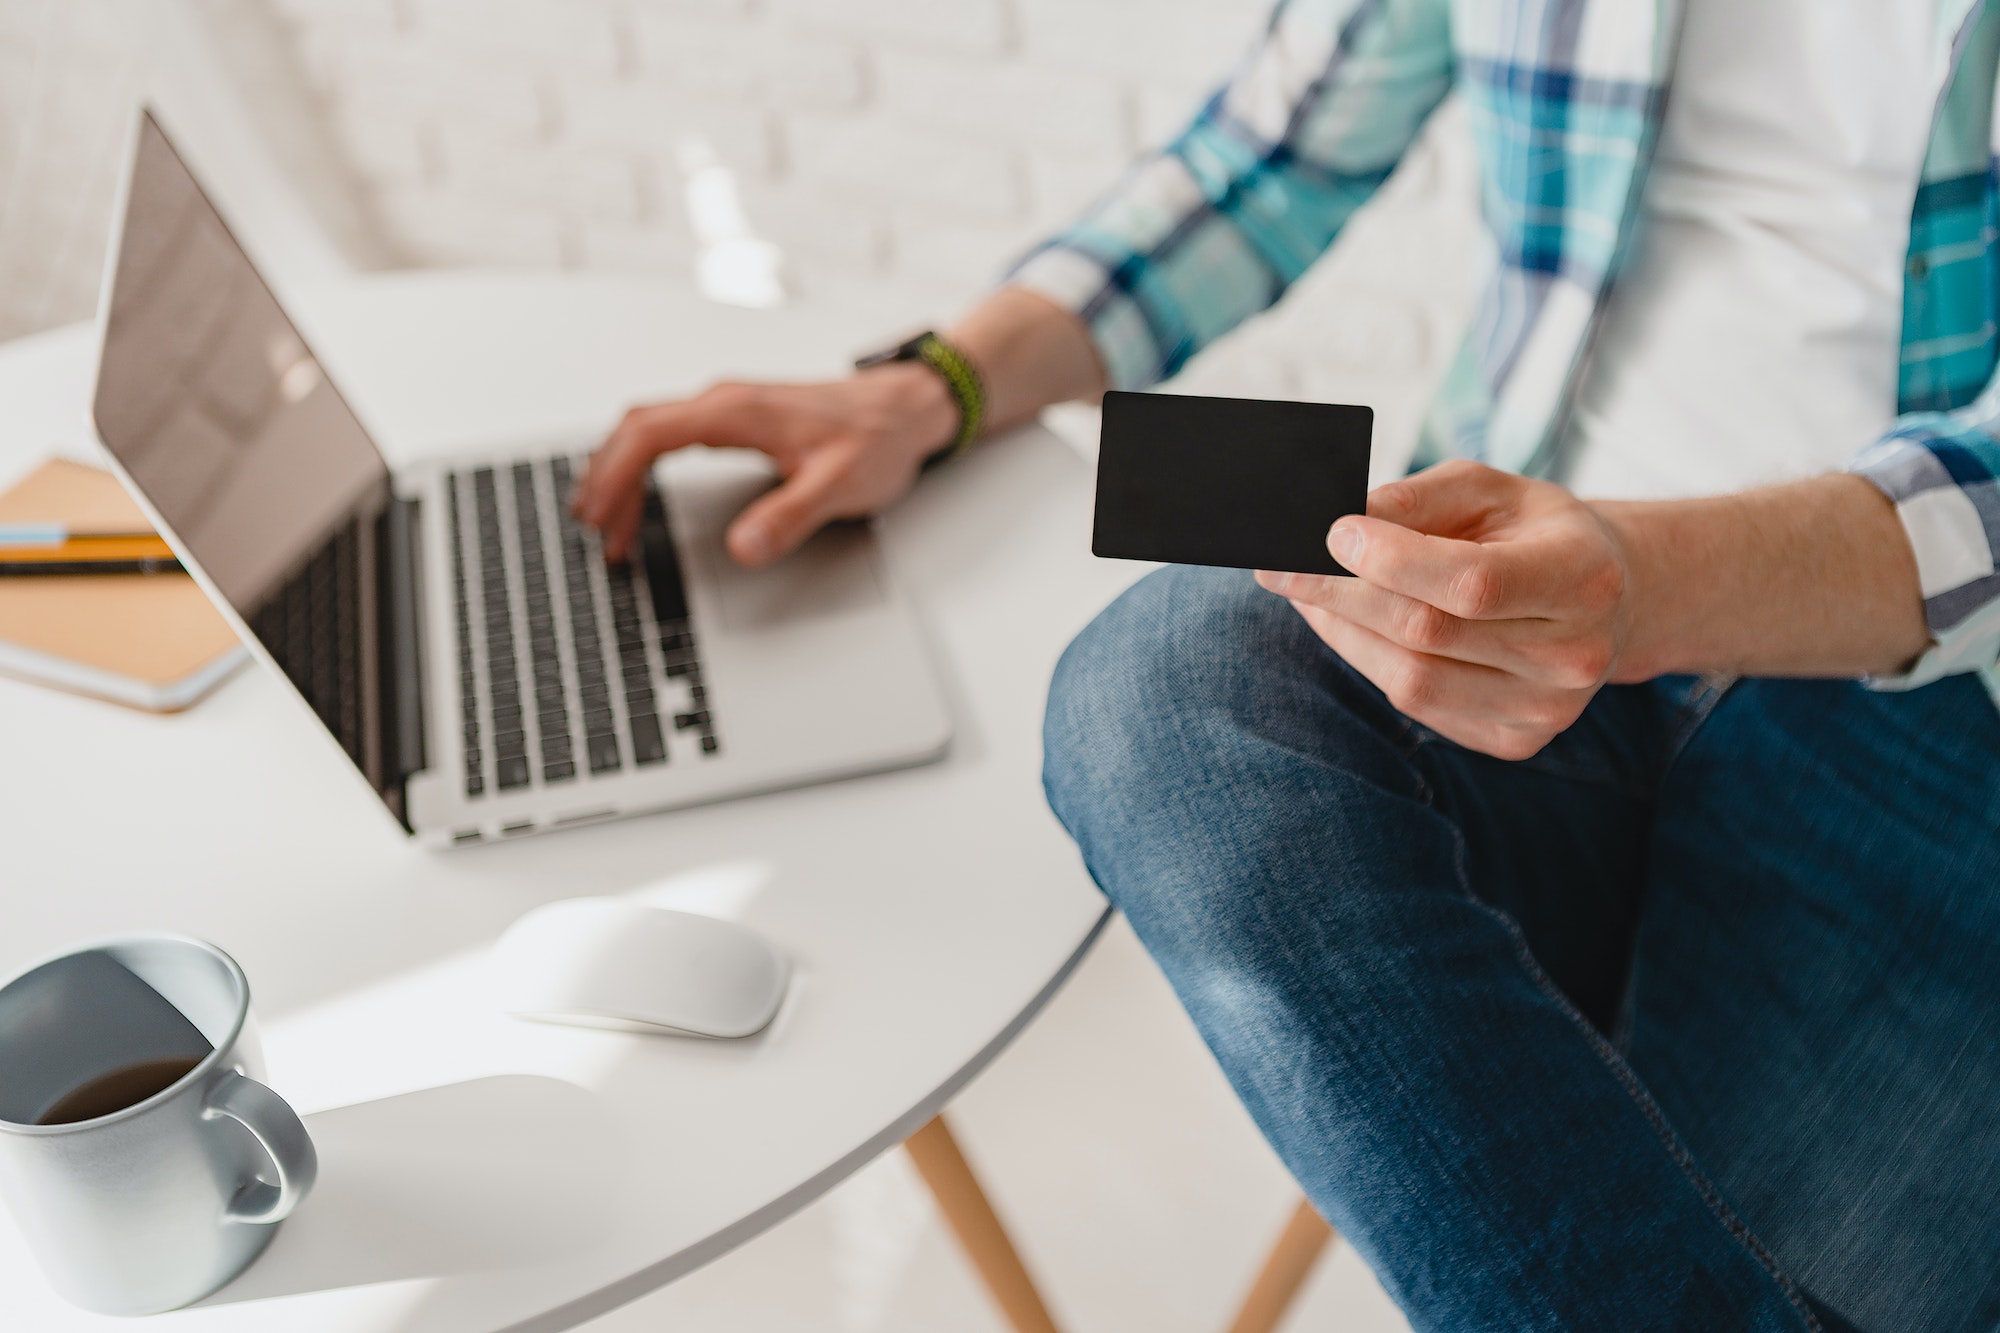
1602, 473, 1931, 681
945, 285, 1107, 436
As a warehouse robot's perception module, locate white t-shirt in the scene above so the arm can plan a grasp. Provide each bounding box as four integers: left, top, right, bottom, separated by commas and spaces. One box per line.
1559, 0, 1945, 500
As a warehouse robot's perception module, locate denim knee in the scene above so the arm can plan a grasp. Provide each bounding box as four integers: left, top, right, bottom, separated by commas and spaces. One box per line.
1041, 564, 1439, 937
1045, 565, 1282, 826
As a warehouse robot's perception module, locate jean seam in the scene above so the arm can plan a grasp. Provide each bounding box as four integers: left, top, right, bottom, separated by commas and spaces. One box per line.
1480, 893, 1821, 1332
1663, 673, 1737, 768
1392, 715, 1438, 806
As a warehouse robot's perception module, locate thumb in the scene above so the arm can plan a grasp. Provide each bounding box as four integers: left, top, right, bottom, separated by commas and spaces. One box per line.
726, 450, 847, 568
1365, 459, 1517, 537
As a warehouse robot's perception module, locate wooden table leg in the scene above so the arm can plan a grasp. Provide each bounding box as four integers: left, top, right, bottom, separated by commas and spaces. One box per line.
1223, 1197, 1336, 1333
904, 1114, 1063, 1333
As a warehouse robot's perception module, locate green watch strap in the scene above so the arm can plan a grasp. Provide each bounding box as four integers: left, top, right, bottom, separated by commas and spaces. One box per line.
855, 330, 986, 459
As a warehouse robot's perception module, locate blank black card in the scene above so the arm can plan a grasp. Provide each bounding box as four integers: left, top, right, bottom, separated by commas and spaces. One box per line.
1092, 391, 1372, 576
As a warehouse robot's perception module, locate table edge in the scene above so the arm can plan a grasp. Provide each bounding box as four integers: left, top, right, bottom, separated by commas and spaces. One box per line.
491, 906, 1113, 1333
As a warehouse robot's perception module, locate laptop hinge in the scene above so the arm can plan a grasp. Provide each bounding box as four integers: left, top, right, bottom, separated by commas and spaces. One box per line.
378, 495, 427, 825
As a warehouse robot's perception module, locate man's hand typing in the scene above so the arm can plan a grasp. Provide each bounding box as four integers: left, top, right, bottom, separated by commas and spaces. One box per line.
570, 287, 1106, 569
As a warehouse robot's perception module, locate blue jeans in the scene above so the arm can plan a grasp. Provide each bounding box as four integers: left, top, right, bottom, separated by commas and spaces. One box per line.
1043, 566, 2000, 1333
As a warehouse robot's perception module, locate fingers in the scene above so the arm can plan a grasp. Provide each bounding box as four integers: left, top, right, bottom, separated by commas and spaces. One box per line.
1287, 602, 1582, 761
1365, 456, 1517, 533
1255, 570, 1614, 689
574, 385, 767, 530
1327, 517, 1540, 619
1331, 510, 1616, 621
725, 448, 850, 567
1342, 460, 1624, 621
596, 477, 648, 564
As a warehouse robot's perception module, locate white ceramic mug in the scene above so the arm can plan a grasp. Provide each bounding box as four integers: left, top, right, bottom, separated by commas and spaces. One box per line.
0, 935, 317, 1314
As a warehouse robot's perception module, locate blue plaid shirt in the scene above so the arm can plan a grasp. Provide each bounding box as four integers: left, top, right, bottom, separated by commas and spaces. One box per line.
1012, 0, 2000, 699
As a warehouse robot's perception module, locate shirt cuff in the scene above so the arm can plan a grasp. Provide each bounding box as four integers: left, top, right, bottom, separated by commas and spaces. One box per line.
1008, 245, 1163, 394
1851, 428, 2000, 690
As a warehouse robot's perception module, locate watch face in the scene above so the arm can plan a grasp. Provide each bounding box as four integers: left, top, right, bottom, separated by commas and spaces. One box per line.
854, 331, 937, 371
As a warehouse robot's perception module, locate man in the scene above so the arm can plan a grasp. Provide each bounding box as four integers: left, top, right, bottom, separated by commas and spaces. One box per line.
575, 0, 2000, 1326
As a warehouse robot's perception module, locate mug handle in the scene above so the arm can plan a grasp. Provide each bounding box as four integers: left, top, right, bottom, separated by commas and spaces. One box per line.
201, 1070, 319, 1225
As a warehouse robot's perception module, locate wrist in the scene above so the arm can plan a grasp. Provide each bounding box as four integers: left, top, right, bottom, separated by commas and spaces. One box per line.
858, 360, 960, 464
1593, 499, 1697, 682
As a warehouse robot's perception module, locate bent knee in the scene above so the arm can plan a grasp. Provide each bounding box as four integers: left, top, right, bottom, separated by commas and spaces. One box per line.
1042, 564, 1311, 828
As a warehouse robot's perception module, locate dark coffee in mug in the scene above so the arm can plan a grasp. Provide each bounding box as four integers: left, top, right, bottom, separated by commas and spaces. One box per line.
0, 936, 319, 1315
34, 1056, 206, 1126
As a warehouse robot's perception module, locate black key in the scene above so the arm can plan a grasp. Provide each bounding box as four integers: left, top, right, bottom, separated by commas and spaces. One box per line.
583, 706, 615, 733
700, 734, 719, 754
495, 729, 527, 757
492, 705, 523, 731
629, 713, 666, 765
675, 711, 710, 731
466, 774, 485, 796
625, 688, 656, 712
689, 685, 707, 705
639, 489, 689, 623
543, 761, 576, 783
664, 661, 695, 679
497, 755, 531, 789
587, 733, 622, 773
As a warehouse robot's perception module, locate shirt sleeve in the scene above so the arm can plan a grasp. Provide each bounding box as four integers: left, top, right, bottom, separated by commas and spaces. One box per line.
1008, 0, 1455, 392
1852, 405, 2000, 689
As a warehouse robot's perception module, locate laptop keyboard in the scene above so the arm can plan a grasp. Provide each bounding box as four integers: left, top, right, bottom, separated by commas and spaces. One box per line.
448, 456, 719, 801
253, 519, 366, 767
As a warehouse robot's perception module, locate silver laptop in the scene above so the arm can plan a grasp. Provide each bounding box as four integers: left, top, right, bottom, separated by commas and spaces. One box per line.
90, 110, 951, 845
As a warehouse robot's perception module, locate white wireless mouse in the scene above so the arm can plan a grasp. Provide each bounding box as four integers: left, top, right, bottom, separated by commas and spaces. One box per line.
491, 898, 790, 1039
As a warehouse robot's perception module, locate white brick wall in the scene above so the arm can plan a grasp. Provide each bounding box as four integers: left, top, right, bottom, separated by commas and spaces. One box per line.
0, 0, 165, 342
3, 0, 1484, 472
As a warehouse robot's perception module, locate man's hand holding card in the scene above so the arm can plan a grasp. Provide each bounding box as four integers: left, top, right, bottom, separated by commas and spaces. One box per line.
1260, 459, 1636, 761
1093, 392, 1637, 761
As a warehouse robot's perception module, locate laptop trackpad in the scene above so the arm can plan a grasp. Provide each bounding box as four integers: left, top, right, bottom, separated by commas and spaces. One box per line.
709, 521, 887, 632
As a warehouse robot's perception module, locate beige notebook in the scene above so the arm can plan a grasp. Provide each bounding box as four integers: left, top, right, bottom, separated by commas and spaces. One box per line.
0, 459, 246, 712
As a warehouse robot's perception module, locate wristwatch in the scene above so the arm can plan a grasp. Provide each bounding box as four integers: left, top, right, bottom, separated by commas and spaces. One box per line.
854, 330, 986, 461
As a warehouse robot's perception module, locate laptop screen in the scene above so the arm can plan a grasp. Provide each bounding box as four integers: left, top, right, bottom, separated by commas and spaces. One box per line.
93, 111, 405, 813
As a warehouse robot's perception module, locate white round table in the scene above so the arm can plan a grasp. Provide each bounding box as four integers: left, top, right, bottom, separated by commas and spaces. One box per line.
0, 272, 1135, 1332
